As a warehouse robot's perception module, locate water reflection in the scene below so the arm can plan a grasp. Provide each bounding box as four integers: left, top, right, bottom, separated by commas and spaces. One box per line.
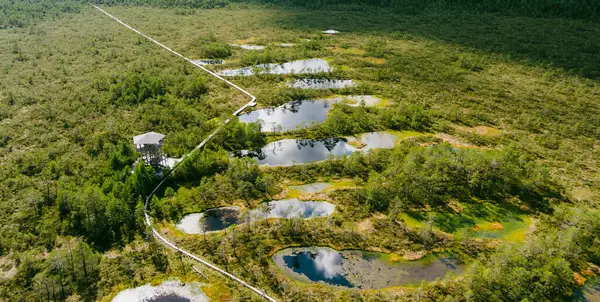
287, 79, 356, 89
238, 99, 335, 132
239, 96, 383, 133
251, 199, 335, 219
231, 44, 265, 50
176, 207, 240, 234
273, 247, 464, 289
218, 59, 332, 76
329, 95, 382, 107
280, 248, 352, 287
240, 138, 356, 166
112, 280, 207, 302
359, 132, 397, 150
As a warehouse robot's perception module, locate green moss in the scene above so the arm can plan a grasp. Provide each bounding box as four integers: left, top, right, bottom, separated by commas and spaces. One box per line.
400, 202, 532, 242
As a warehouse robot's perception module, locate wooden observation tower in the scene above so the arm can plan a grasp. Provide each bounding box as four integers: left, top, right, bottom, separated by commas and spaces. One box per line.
133, 131, 166, 167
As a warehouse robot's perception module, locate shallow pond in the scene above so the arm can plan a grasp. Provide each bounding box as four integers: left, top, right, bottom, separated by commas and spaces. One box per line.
273, 247, 463, 289
176, 206, 240, 234
240, 138, 356, 166
239, 96, 382, 132
231, 44, 265, 50
238, 99, 336, 132
218, 59, 332, 76
358, 132, 398, 151
251, 198, 335, 219
112, 280, 207, 302
329, 95, 382, 107
287, 79, 356, 89
289, 182, 333, 193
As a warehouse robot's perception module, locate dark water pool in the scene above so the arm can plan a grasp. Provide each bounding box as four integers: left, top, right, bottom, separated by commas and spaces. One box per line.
218, 59, 331, 76
176, 207, 240, 234
279, 248, 352, 287
273, 247, 463, 289
150, 294, 191, 302
202, 207, 240, 231
239, 138, 356, 166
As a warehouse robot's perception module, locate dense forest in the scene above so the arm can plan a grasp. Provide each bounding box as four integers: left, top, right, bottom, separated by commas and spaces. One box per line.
2, 0, 599, 29
1, 0, 599, 301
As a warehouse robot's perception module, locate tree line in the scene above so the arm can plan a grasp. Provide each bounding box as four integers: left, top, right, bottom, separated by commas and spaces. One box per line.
2, 0, 598, 29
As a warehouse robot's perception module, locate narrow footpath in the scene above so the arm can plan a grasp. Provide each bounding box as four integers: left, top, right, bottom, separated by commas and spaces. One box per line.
91, 4, 276, 302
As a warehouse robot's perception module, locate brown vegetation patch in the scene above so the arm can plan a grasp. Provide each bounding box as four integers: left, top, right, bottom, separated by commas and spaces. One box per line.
66, 294, 83, 302
202, 282, 233, 301
273, 188, 289, 200
298, 192, 331, 201
0, 256, 17, 280
362, 57, 386, 65
574, 272, 587, 286
487, 222, 504, 231
357, 219, 375, 233
435, 133, 485, 149
347, 139, 366, 149
402, 250, 427, 261
160, 227, 177, 240
455, 125, 502, 136
328, 46, 366, 55
485, 240, 504, 249
232, 38, 256, 44
103, 250, 120, 259
519, 204, 532, 212
583, 269, 597, 277
526, 218, 538, 235
570, 186, 594, 201
448, 199, 464, 213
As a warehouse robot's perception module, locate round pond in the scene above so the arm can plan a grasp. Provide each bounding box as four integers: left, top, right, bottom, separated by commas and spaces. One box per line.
273, 247, 463, 289
176, 206, 241, 234
112, 280, 208, 302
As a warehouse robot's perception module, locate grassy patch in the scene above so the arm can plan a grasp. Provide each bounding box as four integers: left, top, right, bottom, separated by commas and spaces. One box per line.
202, 281, 233, 301
570, 186, 596, 202
454, 125, 502, 137
347, 139, 366, 149
285, 178, 358, 197
391, 130, 428, 141
401, 202, 531, 242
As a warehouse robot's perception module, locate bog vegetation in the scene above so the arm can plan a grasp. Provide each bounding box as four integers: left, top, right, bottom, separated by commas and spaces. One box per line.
0, 0, 599, 301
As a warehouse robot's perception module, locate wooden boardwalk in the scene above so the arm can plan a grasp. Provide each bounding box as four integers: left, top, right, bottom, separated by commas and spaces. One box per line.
92, 5, 275, 302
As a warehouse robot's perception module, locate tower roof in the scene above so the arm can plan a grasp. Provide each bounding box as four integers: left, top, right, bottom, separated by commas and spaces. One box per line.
133, 131, 165, 145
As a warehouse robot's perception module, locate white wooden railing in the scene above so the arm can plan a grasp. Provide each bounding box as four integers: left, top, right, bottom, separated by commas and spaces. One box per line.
92, 5, 276, 302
